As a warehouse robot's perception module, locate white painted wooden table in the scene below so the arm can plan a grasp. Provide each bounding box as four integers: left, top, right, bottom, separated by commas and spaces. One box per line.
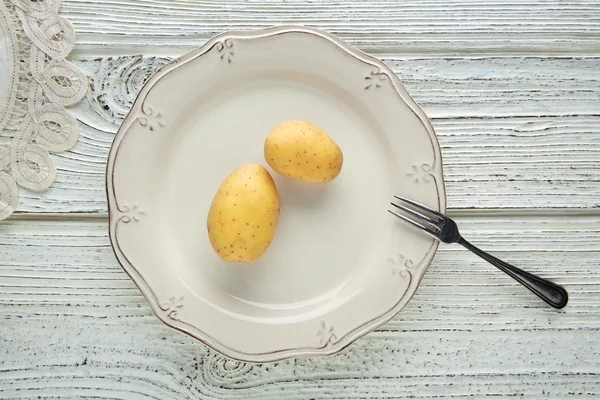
2, 1, 599, 398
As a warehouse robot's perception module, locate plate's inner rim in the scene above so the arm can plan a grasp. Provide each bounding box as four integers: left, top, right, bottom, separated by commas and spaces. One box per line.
106, 26, 446, 361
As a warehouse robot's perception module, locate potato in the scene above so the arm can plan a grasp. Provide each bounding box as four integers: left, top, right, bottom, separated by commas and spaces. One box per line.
207, 163, 280, 263
264, 120, 343, 183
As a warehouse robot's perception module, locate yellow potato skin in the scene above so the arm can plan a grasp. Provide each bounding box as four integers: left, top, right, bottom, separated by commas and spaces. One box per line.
264, 120, 343, 183
207, 163, 280, 263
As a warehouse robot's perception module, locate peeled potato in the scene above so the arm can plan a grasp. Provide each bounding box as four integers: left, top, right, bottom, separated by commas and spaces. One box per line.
207, 163, 280, 263
264, 120, 343, 183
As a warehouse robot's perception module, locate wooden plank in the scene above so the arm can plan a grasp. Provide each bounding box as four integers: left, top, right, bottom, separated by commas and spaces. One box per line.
10, 55, 599, 214
1, 214, 599, 398
61, 0, 600, 57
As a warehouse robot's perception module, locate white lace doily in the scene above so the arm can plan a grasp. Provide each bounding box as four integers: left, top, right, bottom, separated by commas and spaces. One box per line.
0, 0, 87, 220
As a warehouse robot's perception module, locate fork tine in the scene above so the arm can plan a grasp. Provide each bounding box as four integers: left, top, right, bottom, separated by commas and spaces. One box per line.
391, 199, 440, 225
388, 209, 440, 240
393, 195, 444, 220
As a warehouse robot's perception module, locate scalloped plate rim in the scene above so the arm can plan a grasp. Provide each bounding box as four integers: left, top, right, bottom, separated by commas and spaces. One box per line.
106, 25, 446, 362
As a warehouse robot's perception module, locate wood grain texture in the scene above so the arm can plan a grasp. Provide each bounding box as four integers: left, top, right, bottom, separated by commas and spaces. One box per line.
1, 215, 599, 399
60, 0, 600, 57
10, 55, 600, 214
3, 1, 600, 398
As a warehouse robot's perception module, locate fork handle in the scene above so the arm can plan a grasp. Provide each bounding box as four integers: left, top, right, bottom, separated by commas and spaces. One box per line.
458, 237, 568, 309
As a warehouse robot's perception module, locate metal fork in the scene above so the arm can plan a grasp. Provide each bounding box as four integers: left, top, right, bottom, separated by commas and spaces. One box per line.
389, 196, 568, 309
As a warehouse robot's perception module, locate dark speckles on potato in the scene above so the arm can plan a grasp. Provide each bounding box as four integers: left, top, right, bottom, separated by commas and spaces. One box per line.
264, 120, 343, 183
207, 163, 280, 263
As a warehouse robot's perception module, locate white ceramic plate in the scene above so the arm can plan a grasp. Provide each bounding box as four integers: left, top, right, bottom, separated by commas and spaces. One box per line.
107, 26, 446, 362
